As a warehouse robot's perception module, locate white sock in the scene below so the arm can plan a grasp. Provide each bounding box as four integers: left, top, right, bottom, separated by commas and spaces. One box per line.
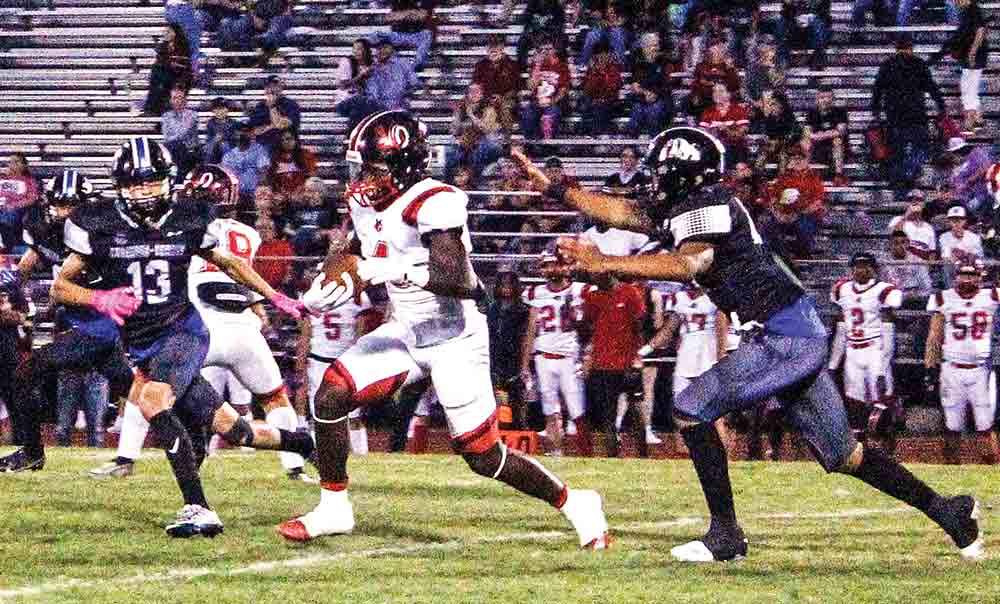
349, 425, 368, 455
116, 402, 149, 461
615, 395, 627, 431
320, 487, 348, 507
266, 406, 303, 471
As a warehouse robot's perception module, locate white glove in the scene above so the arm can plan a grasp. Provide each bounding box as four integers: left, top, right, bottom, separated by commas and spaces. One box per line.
357, 257, 430, 287
301, 272, 354, 313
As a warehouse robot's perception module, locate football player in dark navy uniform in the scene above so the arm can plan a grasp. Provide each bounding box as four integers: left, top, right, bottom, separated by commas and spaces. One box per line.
512, 127, 983, 562
51, 137, 313, 537
0, 170, 134, 474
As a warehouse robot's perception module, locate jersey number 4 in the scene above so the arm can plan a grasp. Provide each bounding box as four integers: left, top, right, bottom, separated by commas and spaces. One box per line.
127, 260, 172, 304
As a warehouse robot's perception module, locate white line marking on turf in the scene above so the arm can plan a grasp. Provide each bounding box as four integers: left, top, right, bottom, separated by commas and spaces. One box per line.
0, 507, 946, 602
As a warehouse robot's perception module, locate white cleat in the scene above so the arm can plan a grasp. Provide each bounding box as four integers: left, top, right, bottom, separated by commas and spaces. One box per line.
960, 537, 985, 561
88, 460, 134, 479
645, 428, 663, 445
278, 497, 355, 542
287, 469, 319, 484
560, 489, 611, 549
670, 540, 717, 562
166, 504, 224, 538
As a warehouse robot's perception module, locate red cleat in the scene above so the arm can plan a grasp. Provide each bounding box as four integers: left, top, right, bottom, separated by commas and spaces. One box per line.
584, 532, 613, 550
277, 519, 314, 542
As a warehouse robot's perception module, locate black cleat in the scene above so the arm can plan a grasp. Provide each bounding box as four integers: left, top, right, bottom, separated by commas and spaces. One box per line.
929, 495, 984, 560
0, 448, 45, 473
671, 521, 748, 562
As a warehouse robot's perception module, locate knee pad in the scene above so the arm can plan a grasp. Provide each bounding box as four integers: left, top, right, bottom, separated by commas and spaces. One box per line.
252, 385, 289, 413
221, 416, 255, 447
314, 364, 357, 424
462, 442, 508, 479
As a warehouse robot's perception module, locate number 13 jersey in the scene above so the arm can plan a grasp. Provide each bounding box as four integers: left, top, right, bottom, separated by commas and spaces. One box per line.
927, 287, 1000, 365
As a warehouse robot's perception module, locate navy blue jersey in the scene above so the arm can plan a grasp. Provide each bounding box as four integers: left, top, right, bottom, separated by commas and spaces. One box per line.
63, 199, 215, 349
657, 184, 804, 324
21, 206, 66, 271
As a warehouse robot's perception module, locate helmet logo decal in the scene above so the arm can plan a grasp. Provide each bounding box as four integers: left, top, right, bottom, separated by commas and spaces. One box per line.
375, 124, 411, 153
662, 137, 701, 162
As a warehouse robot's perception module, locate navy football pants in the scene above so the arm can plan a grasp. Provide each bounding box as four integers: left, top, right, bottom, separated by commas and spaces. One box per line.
674, 330, 858, 472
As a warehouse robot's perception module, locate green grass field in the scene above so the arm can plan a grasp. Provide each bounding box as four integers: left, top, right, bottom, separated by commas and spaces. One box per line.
2, 448, 998, 604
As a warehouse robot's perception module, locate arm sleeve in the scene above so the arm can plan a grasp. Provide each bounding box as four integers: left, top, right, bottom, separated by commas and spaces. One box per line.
669, 204, 733, 246
63, 218, 92, 255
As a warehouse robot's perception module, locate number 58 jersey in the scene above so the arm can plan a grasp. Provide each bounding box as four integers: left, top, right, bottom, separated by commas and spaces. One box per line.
927, 287, 1000, 365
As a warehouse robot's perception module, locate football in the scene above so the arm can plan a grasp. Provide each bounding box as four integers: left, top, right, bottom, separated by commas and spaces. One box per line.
321, 253, 368, 291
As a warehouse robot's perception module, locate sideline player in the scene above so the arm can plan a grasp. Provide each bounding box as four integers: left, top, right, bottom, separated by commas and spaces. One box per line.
520, 258, 592, 456
53, 137, 314, 536
278, 111, 609, 549
512, 127, 982, 561
0, 170, 135, 473
828, 253, 902, 450
924, 260, 1000, 465
90, 165, 315, 481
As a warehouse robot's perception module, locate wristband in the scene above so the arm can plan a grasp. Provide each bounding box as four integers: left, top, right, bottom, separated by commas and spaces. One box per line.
544, 183, 569, 204
637, 344, 654, 357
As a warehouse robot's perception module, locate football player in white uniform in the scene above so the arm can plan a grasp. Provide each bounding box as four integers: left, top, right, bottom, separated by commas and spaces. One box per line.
90, 165, 315, 482
925, 261, 1000, 465
828, 253, 902, 451
520, 261, 593, 457
297, 265, 381, 456
279, 111, 609, 548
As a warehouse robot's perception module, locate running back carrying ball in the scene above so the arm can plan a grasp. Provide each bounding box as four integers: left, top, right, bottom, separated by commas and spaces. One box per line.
302, 253, 369, 312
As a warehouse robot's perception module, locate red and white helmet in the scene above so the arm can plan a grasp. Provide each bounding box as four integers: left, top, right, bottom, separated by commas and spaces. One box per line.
987, 162, 1000, 207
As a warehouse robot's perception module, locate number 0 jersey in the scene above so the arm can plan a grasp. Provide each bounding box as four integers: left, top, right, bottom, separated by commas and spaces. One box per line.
523, 282, 591, 358
656, 184, 805, 326
63, 198, 215, 348
664, 288, 720, 377
188, 218, 263, 329
927, 287, 1000, 365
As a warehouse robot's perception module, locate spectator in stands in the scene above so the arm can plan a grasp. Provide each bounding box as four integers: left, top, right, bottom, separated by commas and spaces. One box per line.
352, 41, 421, 126
248, 75, 302, 152
253, 216, 294, 291
140, 24, 191, 116
332, 39, 374, 106
897, 0, 960, 26
472, 36, 521, 134
946, 0, 990, 133
582, 274, 648, 458
56, 370, 109, 448
371, 0, 435, 71
203, 97, 238, 164
934, 137, 997, 221
600, 146, 650, 199
165, 0, 202, 76
743, 38, 786, 102
759, 146, 826, 258
699, 81, 751, 165
222, 123, 270, 207
0, 154, 39, 251
851, 0, 896, 27
888, 191, 939, 263
516, 0, 567, 68
161, 87, 201, 181
688, 35, 741, 118
518, 157, 578, 254
764, 0, 831, 68
627, 33, 674, 136
520, 39, 571, 140
446, 125, 504, 181
804, 85, 850, 186
285, 177, 331, 259
578, 1, 631, 66
476, 159, 532, 253
194, 0, 242, 31
218, 0, 293, 66
751, 87, 804, 172
579, 42, 623, 136
724, 160, 766, 211
255, 129, 320, 226
939, 205, 984, 284
872, 34, 946, 199
881, 229, 934, 307
452, 82, 502, 140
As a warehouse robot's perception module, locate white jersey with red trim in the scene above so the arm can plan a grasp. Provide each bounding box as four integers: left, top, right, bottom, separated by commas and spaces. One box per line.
927, 287, 1000, 365
307, 292, 374, 360
348, 177, 479, 345
523, 282, 590, 357
830, 279, 902, 345
665, 289, 719, 377
188, 218, 263, 329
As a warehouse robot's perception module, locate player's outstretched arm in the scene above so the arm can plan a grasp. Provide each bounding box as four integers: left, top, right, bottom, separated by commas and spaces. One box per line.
558, 238, 716, 283
199, 249, 303, 319
51, 253, 140, 325
510, 148, 654, 234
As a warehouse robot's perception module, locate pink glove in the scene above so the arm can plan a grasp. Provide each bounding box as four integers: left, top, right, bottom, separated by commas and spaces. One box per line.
269, 291, 306, 320
90, 287, 141, 326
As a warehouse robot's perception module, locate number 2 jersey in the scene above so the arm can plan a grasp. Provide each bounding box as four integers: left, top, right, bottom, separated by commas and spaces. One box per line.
522, 282, 591, 358
830, 279, 901, 346
63, 198, 215, 349
927, 287, 1000, 365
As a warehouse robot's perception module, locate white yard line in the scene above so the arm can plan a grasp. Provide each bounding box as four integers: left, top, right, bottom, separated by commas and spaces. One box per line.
0, 507, 927, 602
